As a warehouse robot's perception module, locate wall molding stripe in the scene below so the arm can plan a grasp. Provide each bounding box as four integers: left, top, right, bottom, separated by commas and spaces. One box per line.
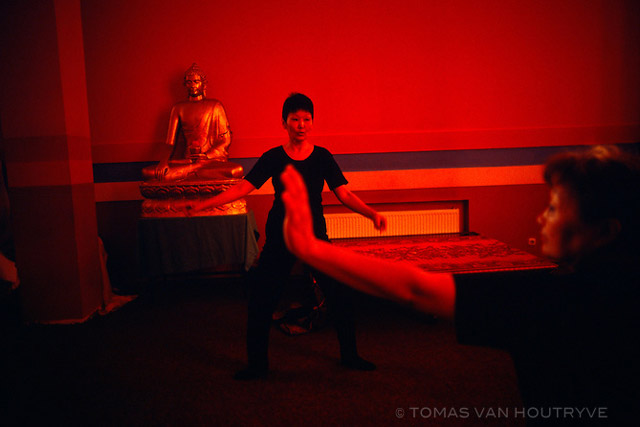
94, 165, 545, 202
93, 143, 639, 184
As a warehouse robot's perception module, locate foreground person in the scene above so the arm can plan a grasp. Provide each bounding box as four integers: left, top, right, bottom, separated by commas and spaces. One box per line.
281, 146, 640, 424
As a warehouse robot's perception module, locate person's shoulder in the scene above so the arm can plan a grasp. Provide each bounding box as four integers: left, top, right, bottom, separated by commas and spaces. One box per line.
264, 145, 285, 154
313, 145, 331, 153
312, 145, 334, 157
260, 146, 286, 159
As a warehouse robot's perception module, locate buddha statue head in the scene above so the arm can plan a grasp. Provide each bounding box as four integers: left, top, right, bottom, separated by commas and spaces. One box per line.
183, 63, 208, 99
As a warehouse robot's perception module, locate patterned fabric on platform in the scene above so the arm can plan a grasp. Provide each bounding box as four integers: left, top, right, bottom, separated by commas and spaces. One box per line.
332, 234, 556, 274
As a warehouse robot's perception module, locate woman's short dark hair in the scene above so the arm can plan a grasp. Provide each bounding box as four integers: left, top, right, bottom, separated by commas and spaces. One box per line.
282, 93, 314, 121
544, 145, 640, 247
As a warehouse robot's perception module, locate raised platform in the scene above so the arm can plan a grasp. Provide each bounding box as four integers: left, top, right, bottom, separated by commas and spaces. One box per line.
139, 178, 246, 217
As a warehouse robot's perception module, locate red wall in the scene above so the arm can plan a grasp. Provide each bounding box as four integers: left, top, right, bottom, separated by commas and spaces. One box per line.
4, 1, 638, 292
0, 0, 640, 300
77, 0, 640, 290
82, 0, 640, 160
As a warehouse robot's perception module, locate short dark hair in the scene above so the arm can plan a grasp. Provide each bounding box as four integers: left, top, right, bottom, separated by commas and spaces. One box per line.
282, 93, 314, 121
544, 145, 640, 249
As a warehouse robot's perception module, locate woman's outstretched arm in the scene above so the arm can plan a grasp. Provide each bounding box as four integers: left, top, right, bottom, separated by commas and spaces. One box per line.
333, 185, 387, 231
281, 165, 456, 319
188, 179, 256, 213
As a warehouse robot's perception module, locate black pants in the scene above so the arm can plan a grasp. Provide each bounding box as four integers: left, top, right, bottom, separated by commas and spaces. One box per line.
245, 240, 359, 370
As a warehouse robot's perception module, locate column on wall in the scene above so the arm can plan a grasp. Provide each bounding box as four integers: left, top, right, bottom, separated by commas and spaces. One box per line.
0, 0, 104, 323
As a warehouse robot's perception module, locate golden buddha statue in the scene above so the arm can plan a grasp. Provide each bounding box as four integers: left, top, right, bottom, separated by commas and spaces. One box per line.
142, 63, 243, 182
140, 64, 246, 217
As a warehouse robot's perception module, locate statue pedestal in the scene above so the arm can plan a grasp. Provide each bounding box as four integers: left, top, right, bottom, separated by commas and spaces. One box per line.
139, 178, 246, 218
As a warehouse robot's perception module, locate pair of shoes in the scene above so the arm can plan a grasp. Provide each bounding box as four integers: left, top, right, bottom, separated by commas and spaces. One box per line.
341, 356, 376, 371
233, 367, 268, 381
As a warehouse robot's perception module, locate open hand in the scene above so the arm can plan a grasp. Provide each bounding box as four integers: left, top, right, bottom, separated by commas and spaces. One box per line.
281, 164, 316, 258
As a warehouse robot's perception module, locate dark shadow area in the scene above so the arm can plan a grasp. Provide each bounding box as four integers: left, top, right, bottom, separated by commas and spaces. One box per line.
4, 276, 522, 426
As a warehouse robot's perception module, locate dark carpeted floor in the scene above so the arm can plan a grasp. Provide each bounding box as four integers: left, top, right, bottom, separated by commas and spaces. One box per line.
4, 276, 523, 426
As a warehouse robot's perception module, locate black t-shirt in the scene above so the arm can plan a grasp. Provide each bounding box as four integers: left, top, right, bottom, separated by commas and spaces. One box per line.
455, 265, 639, 424
245, 145, 347, 245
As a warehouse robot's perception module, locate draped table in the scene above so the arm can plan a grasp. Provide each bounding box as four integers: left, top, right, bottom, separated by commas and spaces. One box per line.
138, 212, 259, 277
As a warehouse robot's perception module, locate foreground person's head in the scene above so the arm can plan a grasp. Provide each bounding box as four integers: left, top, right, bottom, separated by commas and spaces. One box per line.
538, 145, 640, 266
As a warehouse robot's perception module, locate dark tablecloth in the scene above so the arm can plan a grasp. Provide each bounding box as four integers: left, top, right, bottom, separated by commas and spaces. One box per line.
138, 212, 259, 277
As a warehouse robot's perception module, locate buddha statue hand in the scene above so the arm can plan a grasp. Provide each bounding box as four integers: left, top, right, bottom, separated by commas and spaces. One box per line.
155, 160, 170, 180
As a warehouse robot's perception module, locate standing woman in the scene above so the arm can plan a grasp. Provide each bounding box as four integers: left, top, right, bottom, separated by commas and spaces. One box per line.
195, 93, 386, 380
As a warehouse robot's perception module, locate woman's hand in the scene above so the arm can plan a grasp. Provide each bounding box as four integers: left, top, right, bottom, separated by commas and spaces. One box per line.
372, 213, 387, 232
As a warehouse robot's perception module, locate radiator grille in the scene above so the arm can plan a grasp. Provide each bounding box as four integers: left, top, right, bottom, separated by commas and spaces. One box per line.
325, 209, 460, 239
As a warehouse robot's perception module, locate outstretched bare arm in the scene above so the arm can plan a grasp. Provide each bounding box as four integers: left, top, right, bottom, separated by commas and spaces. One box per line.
281, 165, 456, 319
333, 185, 387, 231
189, 179, 256, 213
